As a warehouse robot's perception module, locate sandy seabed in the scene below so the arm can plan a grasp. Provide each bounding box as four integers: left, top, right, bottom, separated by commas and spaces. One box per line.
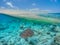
0, 13, 60, 45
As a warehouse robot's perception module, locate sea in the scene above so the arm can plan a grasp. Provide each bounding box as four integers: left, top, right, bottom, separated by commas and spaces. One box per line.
0, 13, 60, 45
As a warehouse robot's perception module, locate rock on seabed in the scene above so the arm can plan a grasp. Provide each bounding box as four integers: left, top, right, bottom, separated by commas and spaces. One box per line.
20, 28, 34, 38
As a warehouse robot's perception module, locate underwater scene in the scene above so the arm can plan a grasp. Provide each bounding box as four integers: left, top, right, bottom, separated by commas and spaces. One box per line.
0, 13, 60, 45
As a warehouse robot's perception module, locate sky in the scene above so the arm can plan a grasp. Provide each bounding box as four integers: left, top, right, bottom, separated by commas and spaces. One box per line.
0, 0, 60, 12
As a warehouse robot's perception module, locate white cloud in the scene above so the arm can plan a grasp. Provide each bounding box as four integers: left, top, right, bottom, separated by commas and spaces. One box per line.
6, 2, 14, 8
0, 7, 5, 9
3, 0, 6, 2
50, 0, 57, 2
32, 3, 36, 6
29, 8, 40, 11
54, 0, 57, 2
29, 8, 40, 14
29, 8, 52, 13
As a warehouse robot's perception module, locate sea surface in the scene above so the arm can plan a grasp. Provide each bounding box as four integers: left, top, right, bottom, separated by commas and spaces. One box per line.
0, 13, 60, 45
38, 13, 60, 19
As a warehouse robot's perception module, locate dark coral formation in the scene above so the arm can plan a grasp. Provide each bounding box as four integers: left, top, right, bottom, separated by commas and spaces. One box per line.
51, 33, 60, 45
20, 28, 34, 38
0, 24, 7, 30
50, 25, 57, 32
54, 34, 60, 45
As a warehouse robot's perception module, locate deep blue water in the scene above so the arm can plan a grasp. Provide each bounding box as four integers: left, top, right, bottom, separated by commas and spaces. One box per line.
0, 13, 60, 45
38, 13, 60, 19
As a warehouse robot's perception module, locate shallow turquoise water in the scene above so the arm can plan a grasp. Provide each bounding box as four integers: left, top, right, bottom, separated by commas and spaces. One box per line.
0, 13, 60, 45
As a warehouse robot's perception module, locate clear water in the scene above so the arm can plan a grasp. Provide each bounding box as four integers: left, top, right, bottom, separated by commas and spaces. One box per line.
0, 13, 60, 45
